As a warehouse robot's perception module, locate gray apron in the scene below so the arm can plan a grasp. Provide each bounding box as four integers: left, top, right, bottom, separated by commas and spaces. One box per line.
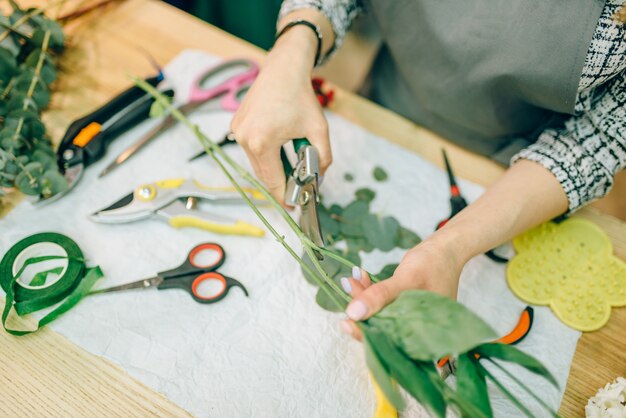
363, 0, 606, 164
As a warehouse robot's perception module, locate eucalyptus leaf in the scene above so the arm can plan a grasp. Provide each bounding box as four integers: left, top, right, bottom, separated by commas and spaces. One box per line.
15, 161, 43, 195
30, 149, 55, 170
0, 46, 17, 79
355, 187, 376, 203
373, 264, 398, 281
315, 285, 346, 312
344, 173, 354, 182
396, 226, 421, 249
301, 251, 342, 286
373, 166, 388, 182
362, 214, 399, 252
473, 343, 558, 388
455, 354, 493, 418
339, 200, 369, 237
40, 169, 68, 197
369, 290, 498, 361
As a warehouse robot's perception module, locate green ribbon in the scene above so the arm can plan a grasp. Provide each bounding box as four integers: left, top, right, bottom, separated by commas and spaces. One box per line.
0, 232, 103, 336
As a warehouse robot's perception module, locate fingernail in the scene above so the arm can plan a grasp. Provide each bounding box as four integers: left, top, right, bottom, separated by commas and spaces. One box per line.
318, 175, 324, 186
352, 266, 362, 281
340, 277, 352, 293
346, 301, 367, 321
341, 321, 352, 336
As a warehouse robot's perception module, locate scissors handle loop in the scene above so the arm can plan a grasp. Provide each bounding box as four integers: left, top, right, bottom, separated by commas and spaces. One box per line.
190, 272, 248, 304
158, 242, 226, 278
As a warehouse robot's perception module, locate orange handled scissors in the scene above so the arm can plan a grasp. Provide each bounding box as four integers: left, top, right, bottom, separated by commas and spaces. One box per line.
438, 306, 534, 379
91, 243, 248, 304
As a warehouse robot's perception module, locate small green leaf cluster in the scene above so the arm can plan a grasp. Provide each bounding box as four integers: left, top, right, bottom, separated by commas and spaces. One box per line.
0, 3, 66, 199
302, 172, 421, 311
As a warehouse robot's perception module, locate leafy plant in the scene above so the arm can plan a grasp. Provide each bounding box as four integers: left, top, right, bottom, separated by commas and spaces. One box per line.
135, 79, 560, 417
306, 183, 421, 312
0, 1, 67, 201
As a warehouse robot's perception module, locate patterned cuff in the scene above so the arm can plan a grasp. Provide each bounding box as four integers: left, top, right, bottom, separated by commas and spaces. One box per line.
278, 0, 362, 63
511, 128, 615, 213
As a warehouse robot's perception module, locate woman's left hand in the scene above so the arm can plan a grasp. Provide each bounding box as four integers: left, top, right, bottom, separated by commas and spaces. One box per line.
339, 237, 464, 341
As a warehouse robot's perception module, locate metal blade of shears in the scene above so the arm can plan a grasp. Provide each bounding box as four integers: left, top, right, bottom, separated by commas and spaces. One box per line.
284, 139, 325, 251
89, 276, 163, 295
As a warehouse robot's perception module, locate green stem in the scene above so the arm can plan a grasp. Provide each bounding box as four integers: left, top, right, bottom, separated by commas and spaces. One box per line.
132, 77, 354, 306
476, 362, 536, 418
484, 358, 560, 417
204, 139, 347, 309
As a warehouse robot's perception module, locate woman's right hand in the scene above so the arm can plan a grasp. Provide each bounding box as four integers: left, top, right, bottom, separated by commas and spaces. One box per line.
231, 25, 332, 204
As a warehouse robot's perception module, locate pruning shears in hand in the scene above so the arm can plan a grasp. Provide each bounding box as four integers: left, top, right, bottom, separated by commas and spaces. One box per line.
436, 149, 508, 263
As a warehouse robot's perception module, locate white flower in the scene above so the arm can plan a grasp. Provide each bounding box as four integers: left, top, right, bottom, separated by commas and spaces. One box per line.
586, 377, 626, 418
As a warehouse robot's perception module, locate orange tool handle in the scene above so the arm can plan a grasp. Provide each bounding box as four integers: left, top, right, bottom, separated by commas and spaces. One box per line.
437, 306, 534, 368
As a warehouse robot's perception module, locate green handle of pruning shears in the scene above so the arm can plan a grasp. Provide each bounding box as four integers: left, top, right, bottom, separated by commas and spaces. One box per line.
292, 137, 310, 152
282, 138, 311, 177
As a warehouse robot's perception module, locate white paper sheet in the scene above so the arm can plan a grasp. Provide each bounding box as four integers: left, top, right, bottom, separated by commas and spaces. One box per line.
1, 50, 580, 418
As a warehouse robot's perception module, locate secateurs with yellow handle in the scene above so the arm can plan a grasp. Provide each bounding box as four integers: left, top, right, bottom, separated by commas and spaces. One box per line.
90, 178, 266, 237
35, 73, 175, 204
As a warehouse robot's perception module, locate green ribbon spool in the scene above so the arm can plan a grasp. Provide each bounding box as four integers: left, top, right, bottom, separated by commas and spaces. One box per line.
0, 232, 103, 336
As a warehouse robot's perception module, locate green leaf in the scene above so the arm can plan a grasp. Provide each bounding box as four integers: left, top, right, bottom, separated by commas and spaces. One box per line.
373, 166, 388, 182
339, 200, 369, 237
363, 332, 406, 410
0, 46, 18, 79
473, 343, 558, 388
456, 354, 493, 418
396, 226, 421, 249
373, 264, 398, 281
301, 251, 342, 286
315, 286, 346, 312
344, 173, 354, 182
362, 214, 399, 252
30, 149, 56, 170
15, 161, 43, 195
345, 236, 374, 254
355, 187, 376, 203
40, 169, 68, 198
40, 20, 65, 49
369, 290, 498, 361
364, 327, 447, 417
318, 205, 340, 242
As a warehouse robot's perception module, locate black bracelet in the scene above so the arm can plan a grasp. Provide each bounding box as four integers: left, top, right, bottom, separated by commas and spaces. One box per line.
275, 19, 323, 67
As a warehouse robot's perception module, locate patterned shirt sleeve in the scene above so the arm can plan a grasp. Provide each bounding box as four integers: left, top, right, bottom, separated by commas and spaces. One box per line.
278, 0, 363, 60
512, 0, 626, 212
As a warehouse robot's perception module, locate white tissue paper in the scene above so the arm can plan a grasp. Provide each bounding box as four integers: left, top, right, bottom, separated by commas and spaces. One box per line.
1, 50, 580, 417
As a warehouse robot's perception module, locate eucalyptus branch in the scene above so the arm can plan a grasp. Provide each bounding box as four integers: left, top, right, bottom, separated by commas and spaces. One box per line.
133, 77, 354, 306
7, 30, 51, 187
201, 137, 347, 309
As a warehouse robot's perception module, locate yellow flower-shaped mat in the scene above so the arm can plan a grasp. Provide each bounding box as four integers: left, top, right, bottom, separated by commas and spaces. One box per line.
507, 218, 626, 332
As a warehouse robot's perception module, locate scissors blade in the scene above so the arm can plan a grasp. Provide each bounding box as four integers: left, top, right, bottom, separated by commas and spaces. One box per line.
89, 276, 163, 295
299, 182, 325, 248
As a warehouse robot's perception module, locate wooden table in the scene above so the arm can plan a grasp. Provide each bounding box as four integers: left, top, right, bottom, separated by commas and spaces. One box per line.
2, 1, 625, 416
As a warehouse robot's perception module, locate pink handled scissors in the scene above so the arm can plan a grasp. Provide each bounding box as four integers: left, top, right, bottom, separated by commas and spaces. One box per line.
99, 58, 259, 177
184, 58, 259, 113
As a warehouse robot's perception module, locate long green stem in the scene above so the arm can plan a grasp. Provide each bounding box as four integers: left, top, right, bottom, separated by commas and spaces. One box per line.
203, 137, 347, 309
476, 362, 536, 418
133, 77, 350, 307
485, 358, 559, 417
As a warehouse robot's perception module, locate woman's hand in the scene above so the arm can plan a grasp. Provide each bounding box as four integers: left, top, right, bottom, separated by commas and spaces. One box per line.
339, 159, 570, 341
231, 12, 334, 204
340, 237, 465, 341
